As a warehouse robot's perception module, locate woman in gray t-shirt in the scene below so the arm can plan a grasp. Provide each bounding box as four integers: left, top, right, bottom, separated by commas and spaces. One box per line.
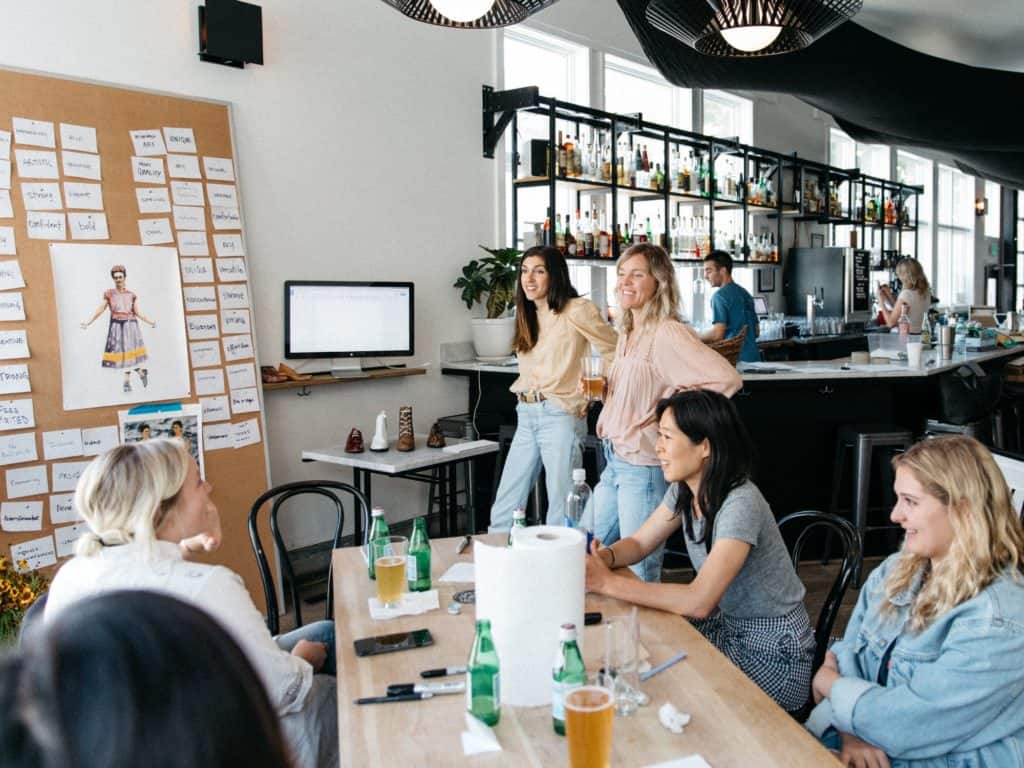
585, 389, 815, 711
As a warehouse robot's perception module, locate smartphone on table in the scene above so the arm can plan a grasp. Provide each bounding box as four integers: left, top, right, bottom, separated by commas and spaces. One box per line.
353, 628, 434, 657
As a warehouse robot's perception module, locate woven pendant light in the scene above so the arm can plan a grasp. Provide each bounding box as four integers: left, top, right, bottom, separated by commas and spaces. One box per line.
379, 0, 560, 29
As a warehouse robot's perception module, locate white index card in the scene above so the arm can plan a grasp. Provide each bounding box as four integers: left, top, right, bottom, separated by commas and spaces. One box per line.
230, 387, 260, 414
61, 150, 102, 180
20, 182, 62, 211
221, 334, 253, 361
68, 213, 109, 240
186, 314, 219, 340
130, 129, 166, 156
15, 149, 59, 179
163, 127, 197, 154
0, 364, 30, 395
26, 212, 66, 240
51, 460, 91, 493
0, 293, 25, 321
212, 233, 244, 257
0, 261, 23, 289
2, 501, 43, 532
194, 368, 225, 395
171, 180, 204, 206
183, 285, 217, 312
55, 522, 87, 557
189, 341, 221, 368
12, 118, 55, 149
0, 228, 14, 255
226, 363, 256, 390
217, 283, 249, 309
201, 395, 230, 423
0, 432, 37, 466
206, 183, 238, 207
138, 218, 173, 245
202, 156, 235, 181
0, 160, 9, 189
0, 190, 11, 219
49, 493, 80, 524
180, 257, 213, 283
173, 205, 206, 231
81, 425, 118, 456
136, 187, 171, 214
10, 535, 57, 572
0, 330, 29, 360
215, 258, 247, 282
177, 230, 209, 256
221, 309, 250, 334
42, 429, 84, 461
0, 130, 9, 161
211, 206, 241, 230
204, 424, 234, 451
0, 399, 34, 432
59, 123, 98, 153
232, 418, 261, 448
7, 464, 47, 498
131, 156, 165, 184
167, 154, 201, 179
63, 182, 104, 210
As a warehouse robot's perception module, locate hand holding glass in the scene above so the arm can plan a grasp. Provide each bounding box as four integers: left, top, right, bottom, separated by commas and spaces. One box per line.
373, 535, 407, 609
582, 356, 605, 402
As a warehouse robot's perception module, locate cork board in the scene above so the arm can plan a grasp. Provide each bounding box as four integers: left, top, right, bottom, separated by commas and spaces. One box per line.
0, 67, 272, 604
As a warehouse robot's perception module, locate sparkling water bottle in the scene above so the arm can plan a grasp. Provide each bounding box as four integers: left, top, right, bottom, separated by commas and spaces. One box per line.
565, 469, 594, 551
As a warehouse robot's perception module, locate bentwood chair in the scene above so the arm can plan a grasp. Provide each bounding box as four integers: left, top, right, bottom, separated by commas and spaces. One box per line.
778, 510, 861, 721
248, 480, 369, 635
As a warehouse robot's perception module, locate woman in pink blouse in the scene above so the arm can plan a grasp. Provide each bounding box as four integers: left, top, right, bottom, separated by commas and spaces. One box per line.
592, 243, 741, 581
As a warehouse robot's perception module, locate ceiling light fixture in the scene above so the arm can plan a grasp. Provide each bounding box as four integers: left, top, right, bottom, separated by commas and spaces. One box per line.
379, 0, 560, 29
646, 0, 862, 57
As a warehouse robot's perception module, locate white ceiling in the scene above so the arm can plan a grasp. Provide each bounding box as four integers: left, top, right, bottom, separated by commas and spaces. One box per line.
854, 0, 1024, 72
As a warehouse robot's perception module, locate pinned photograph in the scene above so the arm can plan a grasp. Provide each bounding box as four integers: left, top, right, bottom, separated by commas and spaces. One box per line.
119, 403, 204, 476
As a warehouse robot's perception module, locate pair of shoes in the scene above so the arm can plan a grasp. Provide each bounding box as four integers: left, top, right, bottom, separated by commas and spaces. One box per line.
345, 428, 365, 453
261, 365, 288, 384
123, 378, 132, 393
139, 369, 149, 388
427, 421, 446, 448
397, 406, 415, 452
278, 363, 311, 381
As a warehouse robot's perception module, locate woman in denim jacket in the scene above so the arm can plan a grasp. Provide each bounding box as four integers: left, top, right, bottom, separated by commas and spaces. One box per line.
806, 436, 1024, 767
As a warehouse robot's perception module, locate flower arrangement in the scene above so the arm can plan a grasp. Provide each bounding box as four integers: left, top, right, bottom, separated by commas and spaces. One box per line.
0, 556, 47, 644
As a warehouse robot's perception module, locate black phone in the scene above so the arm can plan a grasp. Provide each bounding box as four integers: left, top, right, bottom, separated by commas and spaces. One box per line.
353, 628, 434, 657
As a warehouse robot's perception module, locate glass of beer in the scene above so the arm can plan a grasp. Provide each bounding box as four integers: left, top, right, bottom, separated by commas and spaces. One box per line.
582, 356, 605, 402
565, 686, 614, 768
372, 535, 407, 608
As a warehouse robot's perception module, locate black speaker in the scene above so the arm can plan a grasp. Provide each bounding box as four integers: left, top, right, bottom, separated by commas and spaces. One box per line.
198, 0, 263, 68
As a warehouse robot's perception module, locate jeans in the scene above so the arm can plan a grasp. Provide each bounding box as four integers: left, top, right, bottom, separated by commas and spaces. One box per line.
275, 619, 336, 677
489, 400, 586, 530
590, 440, 668, 582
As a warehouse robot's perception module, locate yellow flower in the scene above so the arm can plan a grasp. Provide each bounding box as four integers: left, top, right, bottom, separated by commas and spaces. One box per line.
16, 559, 28, 571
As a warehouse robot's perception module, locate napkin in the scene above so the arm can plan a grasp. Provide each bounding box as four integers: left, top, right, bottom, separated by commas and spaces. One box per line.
461, 712, 501, 755
439, 562, 475, 583
643, 757, 710, 768
367, 589, 439, 620
657, 701, 692, 734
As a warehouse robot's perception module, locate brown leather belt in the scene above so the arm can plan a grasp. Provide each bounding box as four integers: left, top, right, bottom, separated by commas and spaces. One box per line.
516, 391, 546, 403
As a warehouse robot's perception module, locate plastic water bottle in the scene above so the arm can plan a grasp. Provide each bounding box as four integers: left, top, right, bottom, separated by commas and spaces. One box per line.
565, 469, 594, 551
508, 508, 526, 547
955, 318, 968, 357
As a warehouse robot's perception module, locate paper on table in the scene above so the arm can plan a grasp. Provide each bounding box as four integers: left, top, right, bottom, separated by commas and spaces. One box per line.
12, 118, 55, 149
130, 129, 166, 156
136, 187, 171, 214
15, 149, 59, 179
439, 562, 475, 583
0, 227, 14, 255
138, 218, 173, 245
1, 501, 43, 531
368, 589, 439, 620
442, 439, 497, 454
0, 330, 29, 360
26, 212, 66, 240
0, 191, 11, 219
7, 464, 48, 498
68, 213, 109, 240
59, 123, 97, 154
61, 151, 101, 180
643, 756, 712, 768
190, 341, 222, 369
81, 425, 118, 456
461, 713, 502, 756
10, 535, 57, 571
0, 399, 34, 431
63, 182, 104, 210
42, 429, 83, 461
0, 261, 23, 289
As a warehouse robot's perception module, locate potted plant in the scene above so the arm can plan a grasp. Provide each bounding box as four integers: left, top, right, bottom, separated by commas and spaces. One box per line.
0, 556, 47, 645
454, 245, 521, 358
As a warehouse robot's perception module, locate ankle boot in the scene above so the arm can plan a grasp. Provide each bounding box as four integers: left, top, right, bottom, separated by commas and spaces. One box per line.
397, 406, 415, 452
344, 428, 364, 453
427, 421, 446, 448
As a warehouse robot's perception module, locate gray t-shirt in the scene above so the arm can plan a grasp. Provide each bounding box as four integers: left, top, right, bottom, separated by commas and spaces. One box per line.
663, 480, 805, 619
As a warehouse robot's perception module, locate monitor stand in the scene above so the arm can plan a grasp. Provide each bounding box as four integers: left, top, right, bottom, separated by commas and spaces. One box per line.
330, 359, 367, 377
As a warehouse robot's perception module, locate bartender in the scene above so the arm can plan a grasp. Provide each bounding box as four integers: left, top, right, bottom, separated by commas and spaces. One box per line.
876, 257, 930, 332
701, 251, 761, 362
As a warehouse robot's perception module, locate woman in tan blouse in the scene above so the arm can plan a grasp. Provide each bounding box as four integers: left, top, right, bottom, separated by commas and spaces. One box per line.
592, 243, 741, 581
488, 246, 617, 531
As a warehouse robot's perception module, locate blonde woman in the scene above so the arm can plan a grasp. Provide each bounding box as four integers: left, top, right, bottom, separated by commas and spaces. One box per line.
44, 440, 338, 768
806, 436, 1024, 767
591, 243, 741, 581
877, 257, 930, 333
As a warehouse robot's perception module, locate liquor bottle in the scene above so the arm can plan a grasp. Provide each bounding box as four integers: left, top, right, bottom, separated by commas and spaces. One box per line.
645, 217, 653, 244
467, 619, 501, 726
564, 134, 575, 177
633, 146, 642, 187
557, 131, 566, 177
543, 214, 552, 246
367, 506, 390, 580
508, 508, 527, 546
617, 157, 626, 185
641, 145, 650, 173
584, 211, 595, 259
551, 622, 586, 735
602, 144, 612, 183
681, 152, 692, 192
598, 212, 611, 259
769, 232, 778, 262
898, 305, 910, 341
555, 215, 566, 254
573, 136, 583, 179
406, 517, 431, 592
655, 212, 665, 248
564, 215, 576, 257
633, 215, 646, 243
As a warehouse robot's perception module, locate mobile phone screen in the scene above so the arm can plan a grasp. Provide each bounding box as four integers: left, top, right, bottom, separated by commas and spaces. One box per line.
353, 628, 433, 657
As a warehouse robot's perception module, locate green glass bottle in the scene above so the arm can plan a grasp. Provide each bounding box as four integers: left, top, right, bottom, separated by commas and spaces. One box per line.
406, 517, 431, 592
552, 623, 586, 735
507, 508, 527, 547
467, 619, 501, 726
366, 506, 389, 581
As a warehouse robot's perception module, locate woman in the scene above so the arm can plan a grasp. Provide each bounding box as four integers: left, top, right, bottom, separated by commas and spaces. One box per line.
806, 436, 1024, 767
488, 246, 617, 530
44, 440, 338, 768
586, 390, 815, 711
876, 257, 930, 333
592, 243, 741, 581
1, 590, 292, 768
80, 265, 155, 394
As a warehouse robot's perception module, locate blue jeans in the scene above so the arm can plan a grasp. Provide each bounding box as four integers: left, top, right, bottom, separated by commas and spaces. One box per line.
489, 400, 586, 530
275, 619, 336, 677
590, 440, 668, 582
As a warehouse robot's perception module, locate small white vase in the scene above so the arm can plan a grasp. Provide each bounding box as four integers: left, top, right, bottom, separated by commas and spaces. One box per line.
471, 316, 515, 358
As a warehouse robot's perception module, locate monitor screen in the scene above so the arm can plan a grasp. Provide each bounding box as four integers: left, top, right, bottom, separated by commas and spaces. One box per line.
284, 281, 414, 359
753, 296, 769, 315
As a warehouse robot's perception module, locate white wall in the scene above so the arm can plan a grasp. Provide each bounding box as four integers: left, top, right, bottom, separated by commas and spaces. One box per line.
0, 1, 497, 547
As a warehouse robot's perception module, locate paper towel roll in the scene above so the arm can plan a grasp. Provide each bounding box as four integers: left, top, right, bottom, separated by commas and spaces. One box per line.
474, 525, 585, 706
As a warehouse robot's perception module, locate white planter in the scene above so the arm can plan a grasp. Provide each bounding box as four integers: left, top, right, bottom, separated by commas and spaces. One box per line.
471, 316, 516, 358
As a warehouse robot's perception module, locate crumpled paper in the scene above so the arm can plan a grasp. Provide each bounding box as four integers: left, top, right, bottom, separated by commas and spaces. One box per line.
658, 701, 692, 734
461, 712, 502, 755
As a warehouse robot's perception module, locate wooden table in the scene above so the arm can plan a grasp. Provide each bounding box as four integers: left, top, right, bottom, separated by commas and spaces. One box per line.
333, 534, 838, 767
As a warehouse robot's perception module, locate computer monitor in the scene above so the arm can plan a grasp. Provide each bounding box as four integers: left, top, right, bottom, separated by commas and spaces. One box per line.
753, 296, 769, 316
284, 281, 414, 374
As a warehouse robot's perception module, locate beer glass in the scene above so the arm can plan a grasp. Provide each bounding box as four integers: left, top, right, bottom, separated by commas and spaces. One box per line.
372, 535, 407, 608
565, 686, 614, 768
604, 615, 640, 716
582, 356, 605, 402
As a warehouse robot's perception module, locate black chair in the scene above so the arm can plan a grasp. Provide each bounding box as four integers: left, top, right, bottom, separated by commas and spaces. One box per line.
248, 480, 369, 636
18, 591, 48, 647
778, 510, 862, 720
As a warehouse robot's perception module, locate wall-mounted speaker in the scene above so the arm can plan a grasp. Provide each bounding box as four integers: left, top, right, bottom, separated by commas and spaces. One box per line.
198, 0, 263, 68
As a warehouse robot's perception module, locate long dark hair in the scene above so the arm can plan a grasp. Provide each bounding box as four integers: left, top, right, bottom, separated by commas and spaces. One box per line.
655, 390, 755, 548
512, 246, 579, 354
0, 590, 291, 768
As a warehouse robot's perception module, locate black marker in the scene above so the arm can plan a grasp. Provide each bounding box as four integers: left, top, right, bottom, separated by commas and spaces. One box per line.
354, 692, 433, 705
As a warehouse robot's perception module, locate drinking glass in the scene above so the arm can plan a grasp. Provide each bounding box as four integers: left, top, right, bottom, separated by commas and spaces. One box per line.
582, 356, 606, 403
906, 340, 923, 368
565, 686, 614, 768
603, 615, 640, 716
372, 535, 407, 609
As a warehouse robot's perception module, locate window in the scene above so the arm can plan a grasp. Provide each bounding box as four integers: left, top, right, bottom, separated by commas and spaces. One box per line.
503, 27, 588, 103
896, 150, 933, 276
985, 180, 1001, 239
936, 164, 974, 306
829, 128, 855, 169
702, 90, 753, 144
604, 54, 692, 129
856, 144, 890, 179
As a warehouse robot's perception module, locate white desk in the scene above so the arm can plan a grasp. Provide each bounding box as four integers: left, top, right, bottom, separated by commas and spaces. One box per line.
302, 435, 499, 540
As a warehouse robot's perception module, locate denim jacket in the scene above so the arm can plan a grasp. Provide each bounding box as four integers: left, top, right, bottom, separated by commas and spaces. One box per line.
805, 553, 1024, 767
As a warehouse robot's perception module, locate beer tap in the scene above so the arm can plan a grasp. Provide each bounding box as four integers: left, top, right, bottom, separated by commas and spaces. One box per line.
806, 287, 824, 336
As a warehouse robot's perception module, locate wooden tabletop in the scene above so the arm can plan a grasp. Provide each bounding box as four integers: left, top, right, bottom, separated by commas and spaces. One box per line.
332, 534, 838, 768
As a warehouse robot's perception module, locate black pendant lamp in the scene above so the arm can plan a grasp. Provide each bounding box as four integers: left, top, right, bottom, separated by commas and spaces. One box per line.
646, 0, 862, 57
379, 0, 560, 29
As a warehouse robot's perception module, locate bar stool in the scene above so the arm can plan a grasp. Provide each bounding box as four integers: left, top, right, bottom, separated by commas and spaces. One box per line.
924, 417, 990, 443
828, 424, 914, 587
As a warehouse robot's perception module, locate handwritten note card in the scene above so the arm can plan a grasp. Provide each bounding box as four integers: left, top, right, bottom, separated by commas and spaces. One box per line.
194, 367, 225, 395
81, 425, 118, 456
0, 330, 30, 360
42, 429, 84, 461
130, 129, 166, 156
61, 150, 102, 180
10, 535, 57, 572
0, 130, 9, 161
12, 118, 55, 149
131, 156, 166, 184
0, 365, 30, 395
0, 400, 34, 432
0, 432, 37, 466
49, 493, 80, 524
200, 395, 230, 423
202, 156, 235, 181
206, 183, 238, 207
0, 227, 14, 255
7, 465, 48, 498
203, 424, 234, 452
222, 334, 254, 362
163, 127, 197, 154
55, 522, 87, 558
230, 387, 260, 414
68, 213, 110, 240
171, 180, 204, 206
217, 283, 249, 309
221, 309, 250, 334
186, 314, 219, 340
0, 294, 25, 322
138, 218, 173, 245
167, 154, 201, 179
26, 212, 66, 240
211, 206, 241, 230
1, 501, 43, 532
180, 257, 213, 283
183, 285, 217, 312
226, 363, 256, 389
20, 182, 62, 211
15, 149, 60, 179
0, 191, 11, 219
212, 233, 244, 257
59, 123, 98, 154
215, 258, 247, 282
0, 160, 10, 190
0, 261, 23, 290
189, 341, 221, 368
233, 418, 262, 448
51, 461, 91, 493
173, 205, 206, 231
177, 230, 209, 256
63, 182, 104, 210
136, 187, 170, 214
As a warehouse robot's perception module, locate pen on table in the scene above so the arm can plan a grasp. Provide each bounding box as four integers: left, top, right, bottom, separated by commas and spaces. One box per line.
421, 665, 467, 678
387, 681, 465, 696
455, 535, 471, 554
639, 650, 688, 682
354, 692, 434, 705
